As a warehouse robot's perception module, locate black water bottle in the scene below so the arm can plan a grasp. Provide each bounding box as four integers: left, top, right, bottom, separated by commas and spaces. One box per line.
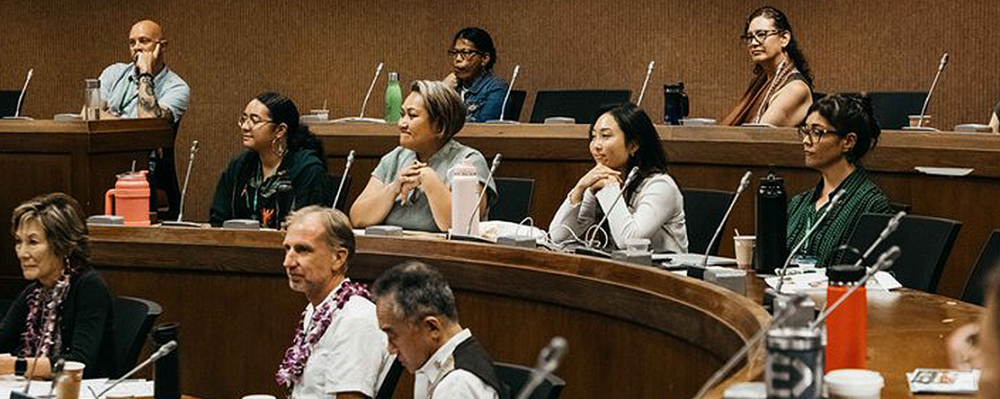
663, 82, 689, 125
153, 323, 181, 399
755, 169, 787, 274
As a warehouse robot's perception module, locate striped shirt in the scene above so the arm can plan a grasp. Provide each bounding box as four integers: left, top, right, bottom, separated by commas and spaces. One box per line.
786, 166, 891, 267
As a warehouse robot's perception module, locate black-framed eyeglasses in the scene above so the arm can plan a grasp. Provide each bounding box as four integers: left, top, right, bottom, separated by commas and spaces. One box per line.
447, 49, 483, 60
740, 29, 783, 45
238, 114, 275, 129
797, 124, 837, 141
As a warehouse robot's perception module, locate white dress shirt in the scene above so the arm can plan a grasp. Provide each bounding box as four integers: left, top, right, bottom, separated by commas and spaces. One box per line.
291, 280, 393, 399
549, 173, 689, 253
414, 329, 499, 399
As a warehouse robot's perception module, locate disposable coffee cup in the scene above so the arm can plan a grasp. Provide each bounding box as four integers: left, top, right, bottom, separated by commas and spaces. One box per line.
56, 361, 85, 399
824, 369, 884, 399
908, 114, 932, 127
734, 235, 756, 269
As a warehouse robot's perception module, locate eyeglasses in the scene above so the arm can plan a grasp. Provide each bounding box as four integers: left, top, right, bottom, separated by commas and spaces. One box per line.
740, 29, 783, 45
447, 49, 483, 61
238, 114, 275, 129
797, 124, 837, 141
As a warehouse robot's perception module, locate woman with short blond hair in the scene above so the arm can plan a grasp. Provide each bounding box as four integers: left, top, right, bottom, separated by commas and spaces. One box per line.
351, 80, 496, 232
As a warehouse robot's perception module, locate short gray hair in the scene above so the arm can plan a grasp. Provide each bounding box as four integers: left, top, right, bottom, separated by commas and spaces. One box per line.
12, 193, 89, 266
372, 261, 459, 324
285, 206, 356, 265
411, 80, 466, 142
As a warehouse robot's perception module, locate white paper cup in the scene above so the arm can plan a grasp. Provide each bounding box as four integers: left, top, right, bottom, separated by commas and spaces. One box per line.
310, 109, 329, 120
824, 369, 884, 399
734, 235, 756, 269
56, 361, 85, 399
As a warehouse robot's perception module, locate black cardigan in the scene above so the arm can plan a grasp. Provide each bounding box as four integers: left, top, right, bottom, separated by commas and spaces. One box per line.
0, 267, 117, 378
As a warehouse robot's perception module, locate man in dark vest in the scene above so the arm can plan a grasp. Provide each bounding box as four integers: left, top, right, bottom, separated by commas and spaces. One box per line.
372, 261, 506, 399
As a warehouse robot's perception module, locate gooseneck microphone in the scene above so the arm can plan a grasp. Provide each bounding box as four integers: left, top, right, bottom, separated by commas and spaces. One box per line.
333, 150, 355, 210
585, 166, 640, 247
852, 211, 906, 268
359, 62, 384, 119
636, 61, 655, 107
515, 336, 568, 399
691, 293, 809, 399
498, 65, 521, 122
14, 69, 33, 118
774, 189, 845, 293
91, 341, 178, 399
916, 52, 949, 128
462, 153, 501, 235
700, 170, 752, 267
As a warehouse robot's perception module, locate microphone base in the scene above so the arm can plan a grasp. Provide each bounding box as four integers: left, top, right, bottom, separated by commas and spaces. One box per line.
10, 391, 38, 399
330, 117, 386, 124
573, 246, 611, 259
2, 116, 33, 121
448, 233, 493, 244
901, 126, 939, 132
484, 120, 521, 124
161, 220, 202, 228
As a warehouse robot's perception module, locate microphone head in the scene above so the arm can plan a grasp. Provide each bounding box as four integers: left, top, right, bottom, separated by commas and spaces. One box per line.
346, 149, 356, 164
540, 336, 568, 364
513, 65, 521, 75
491, 153, 502, 170
623, 166, 640, 186
829, 189, 846, 206
874, 245, 902, 271
190, 140, 200, 155
26, 69, 33, 79
940, 52, 950, 67
157, 340, 178, 356
738, 170, 753, 192
375, 62, 384, 73
647, 60, 655, 72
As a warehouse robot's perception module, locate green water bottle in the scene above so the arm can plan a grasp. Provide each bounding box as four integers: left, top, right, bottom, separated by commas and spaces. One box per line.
384, 72, 402, 123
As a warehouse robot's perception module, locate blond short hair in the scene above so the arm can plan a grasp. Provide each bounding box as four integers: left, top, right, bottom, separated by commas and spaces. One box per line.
411, 80, 466, 142
285, 206, 356, 265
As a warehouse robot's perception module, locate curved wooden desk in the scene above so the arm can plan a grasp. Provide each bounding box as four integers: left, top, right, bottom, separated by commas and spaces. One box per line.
87, 225, 981, 398
88, 225, 767, 398
310, 122, 1000, 299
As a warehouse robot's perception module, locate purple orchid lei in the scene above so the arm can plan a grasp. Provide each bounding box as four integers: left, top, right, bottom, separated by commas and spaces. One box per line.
275, 280, 371, 388
19, 261, 75, 358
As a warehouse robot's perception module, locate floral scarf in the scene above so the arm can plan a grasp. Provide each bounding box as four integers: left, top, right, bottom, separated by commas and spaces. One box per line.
275, 280, 372, 388
18, 264, 76, 358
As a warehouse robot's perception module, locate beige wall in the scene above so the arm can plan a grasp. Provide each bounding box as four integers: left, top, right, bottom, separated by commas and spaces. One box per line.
2, 0, 998, 221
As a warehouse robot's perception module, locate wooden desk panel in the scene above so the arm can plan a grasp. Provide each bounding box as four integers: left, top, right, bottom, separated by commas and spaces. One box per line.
311, 123, 1000, 298
88, 225, 769, 399
0, 119, 174, 296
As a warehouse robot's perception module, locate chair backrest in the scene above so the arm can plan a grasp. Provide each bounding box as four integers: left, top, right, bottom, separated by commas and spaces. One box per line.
114, 296, 163, 377
374, 358, 404, 399
866, 91, 927, 130
494, 361, 565, 399
326, 175, 352, 212
502, 90, 527, 122
0, 90, 21, 117
491, 177, 535, 223
681, 188, 735, 255
846, 213, 961, 293
962, 230, 1000, 305
529, 90, 632, 124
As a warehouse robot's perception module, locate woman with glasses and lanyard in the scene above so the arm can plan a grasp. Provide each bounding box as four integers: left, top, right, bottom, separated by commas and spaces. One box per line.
442, 27, 509, 122
722, 6, 813, 126
786, 93, 891, 268
209, 92, 331, 228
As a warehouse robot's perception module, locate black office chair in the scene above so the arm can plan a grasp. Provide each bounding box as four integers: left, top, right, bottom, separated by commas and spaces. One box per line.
961, 230, 1000, 305
326, 175, 352, 212
845, 213, 961, 293
0, 298, 13, 321
681, 188, 735, 255
491, 177, 535, 223
501, 90, 527, 122
494, 361, 565, 399
0, 90, 22, 117
374, 358, 404, 399
114, 296, 163, 377
529, 90, 632, 124
866, 91, 927, 130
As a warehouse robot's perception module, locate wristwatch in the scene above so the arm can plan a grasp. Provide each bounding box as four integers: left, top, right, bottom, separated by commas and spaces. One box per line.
14, 357, 26, 376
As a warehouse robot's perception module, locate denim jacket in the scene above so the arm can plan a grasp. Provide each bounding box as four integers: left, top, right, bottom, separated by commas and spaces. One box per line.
459, 71, 509, 122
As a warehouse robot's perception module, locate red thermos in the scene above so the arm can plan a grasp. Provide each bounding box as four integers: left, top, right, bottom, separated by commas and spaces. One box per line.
825, 264, 867, 372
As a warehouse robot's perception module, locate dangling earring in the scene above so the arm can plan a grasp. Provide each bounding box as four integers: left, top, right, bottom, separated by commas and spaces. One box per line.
271, 137, 286, 158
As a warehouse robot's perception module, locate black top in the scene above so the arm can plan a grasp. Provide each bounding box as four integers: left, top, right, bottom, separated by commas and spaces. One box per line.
209, 148, 332, 228
453, 336, 509, 399
0, 267, 117, 378
994, 100, 1000, 119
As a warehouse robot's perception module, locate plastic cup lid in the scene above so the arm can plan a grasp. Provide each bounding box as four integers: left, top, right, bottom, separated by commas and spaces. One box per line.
62, 361, 86, 371
824, 369, 884, 393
